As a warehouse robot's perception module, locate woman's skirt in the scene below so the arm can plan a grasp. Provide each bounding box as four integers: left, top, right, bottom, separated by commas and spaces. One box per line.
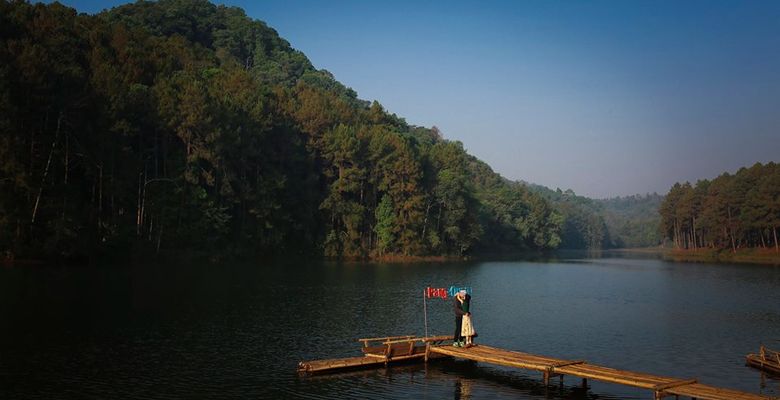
461, 314, 476, 337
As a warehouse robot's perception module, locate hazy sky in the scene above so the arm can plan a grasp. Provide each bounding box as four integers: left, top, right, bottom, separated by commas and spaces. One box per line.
53, 0, 780, 198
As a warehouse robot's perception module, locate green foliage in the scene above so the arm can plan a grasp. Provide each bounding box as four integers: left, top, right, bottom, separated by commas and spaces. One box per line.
530, 186, 663, 249
0, 0, 571, 260
374, 195, 395, 255
598, 193, 663, 248
529, 186, 608, 249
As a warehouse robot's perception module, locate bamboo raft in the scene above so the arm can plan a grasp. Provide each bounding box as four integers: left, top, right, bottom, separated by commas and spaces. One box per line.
430, 344, 772, 400
746, 345, 780, 375
299, 334, 775, 399
297, 335, 451, 373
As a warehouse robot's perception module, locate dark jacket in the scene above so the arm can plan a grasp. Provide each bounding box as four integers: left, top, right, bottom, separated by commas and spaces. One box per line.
453, 294, 471, 317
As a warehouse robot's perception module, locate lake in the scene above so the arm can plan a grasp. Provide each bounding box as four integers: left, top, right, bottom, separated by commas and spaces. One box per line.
1, 254, 779, 399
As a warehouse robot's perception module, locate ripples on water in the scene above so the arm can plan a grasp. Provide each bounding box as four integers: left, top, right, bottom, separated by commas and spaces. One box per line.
1, 255, 779, 399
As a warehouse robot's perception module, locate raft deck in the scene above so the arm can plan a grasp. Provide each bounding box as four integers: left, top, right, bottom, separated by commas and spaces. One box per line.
297, 335, 451, 373
746, 345, 780, 375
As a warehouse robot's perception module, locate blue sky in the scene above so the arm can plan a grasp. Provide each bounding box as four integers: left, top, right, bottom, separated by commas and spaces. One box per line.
51, 0, 780, 198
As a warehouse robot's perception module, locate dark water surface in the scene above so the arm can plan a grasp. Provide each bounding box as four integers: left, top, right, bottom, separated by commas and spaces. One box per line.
1, 255, 779, 399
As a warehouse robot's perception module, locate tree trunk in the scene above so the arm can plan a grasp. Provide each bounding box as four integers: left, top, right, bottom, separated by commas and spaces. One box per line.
421, 200, 432, 241
156, 222, 163, 254
140, 178, 146, 237
98, 164, 103, 231
31, 112, 62, 224
729, 229, 737, 254
136, 171, 143, 236
727, 206, 736, 253
774, 226, 778, 253
64, 132, 69, 185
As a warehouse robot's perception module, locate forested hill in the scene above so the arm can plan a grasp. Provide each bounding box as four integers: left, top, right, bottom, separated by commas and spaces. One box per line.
1, 0, 570, 260
596, 194, 663, 248
528, 185, 663, 249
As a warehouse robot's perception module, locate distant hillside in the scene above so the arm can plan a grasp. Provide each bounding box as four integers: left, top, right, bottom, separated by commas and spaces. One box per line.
596, 194, 663, 248
528, 184, 663, 249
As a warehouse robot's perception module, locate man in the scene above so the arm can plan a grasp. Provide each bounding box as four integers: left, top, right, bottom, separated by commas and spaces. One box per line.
453, 289, 470, 347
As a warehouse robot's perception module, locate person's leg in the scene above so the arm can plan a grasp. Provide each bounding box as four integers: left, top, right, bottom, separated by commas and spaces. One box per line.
453, 316, 463, 346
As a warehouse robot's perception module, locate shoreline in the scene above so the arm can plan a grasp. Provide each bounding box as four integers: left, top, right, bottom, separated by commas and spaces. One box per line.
605, 247, 780, 266
664, 248, 780, 266
6, 247, 780, 266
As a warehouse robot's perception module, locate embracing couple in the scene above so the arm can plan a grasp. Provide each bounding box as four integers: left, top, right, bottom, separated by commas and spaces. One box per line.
453, 289, 476, 348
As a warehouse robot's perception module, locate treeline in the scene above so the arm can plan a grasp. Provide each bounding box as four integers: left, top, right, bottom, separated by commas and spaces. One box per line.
0, 0, 565, 260
597, 193, 663, 248
660, 163, 780, 252
530, 186, 663, 249
530, 186, 609, 249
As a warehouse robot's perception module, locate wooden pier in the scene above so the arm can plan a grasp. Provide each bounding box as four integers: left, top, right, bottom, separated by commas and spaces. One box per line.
299, 335, 774, 400
430, 344, 772, 400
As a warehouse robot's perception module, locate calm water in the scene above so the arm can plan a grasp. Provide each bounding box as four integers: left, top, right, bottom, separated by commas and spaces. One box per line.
1, 254, 779, 399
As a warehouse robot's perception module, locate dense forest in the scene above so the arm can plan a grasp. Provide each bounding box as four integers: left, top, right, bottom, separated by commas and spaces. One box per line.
660, 162, 780, 252
530, 185, 663, 249
1, 0, 579, 261
597, 194, 663, 248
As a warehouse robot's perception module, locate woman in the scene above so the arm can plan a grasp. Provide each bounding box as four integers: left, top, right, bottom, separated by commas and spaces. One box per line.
458, 290, 476, 348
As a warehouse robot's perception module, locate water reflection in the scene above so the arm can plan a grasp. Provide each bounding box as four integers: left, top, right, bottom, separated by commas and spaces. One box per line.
454, 377, 474, 400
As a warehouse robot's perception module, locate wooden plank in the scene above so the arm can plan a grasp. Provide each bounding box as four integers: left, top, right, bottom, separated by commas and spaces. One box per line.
652, 378, 697, 391
559, 363, 675, 383
383, 335, 452, 345
430, 346, 560, 372
667, 383, 768, 400
422, 335, 453, 343
358, 335, 415, 346
557, 365, 671, 388
551, 360, 585, 368
383, 338, 423, 345
299, 352, 428, 373
298, 356, 387, 372
363, 343, 424, 356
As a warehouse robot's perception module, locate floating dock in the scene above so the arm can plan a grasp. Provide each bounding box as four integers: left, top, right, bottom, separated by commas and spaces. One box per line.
297, 335, 451, 373
746, 345, 780, 375
299, 334, 774, 400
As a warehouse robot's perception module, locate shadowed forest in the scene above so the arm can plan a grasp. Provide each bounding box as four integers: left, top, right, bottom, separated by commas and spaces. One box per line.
0, 0, 659, 261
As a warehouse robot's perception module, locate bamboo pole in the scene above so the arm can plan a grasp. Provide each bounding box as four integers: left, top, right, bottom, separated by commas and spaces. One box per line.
423, 288, 428, 338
